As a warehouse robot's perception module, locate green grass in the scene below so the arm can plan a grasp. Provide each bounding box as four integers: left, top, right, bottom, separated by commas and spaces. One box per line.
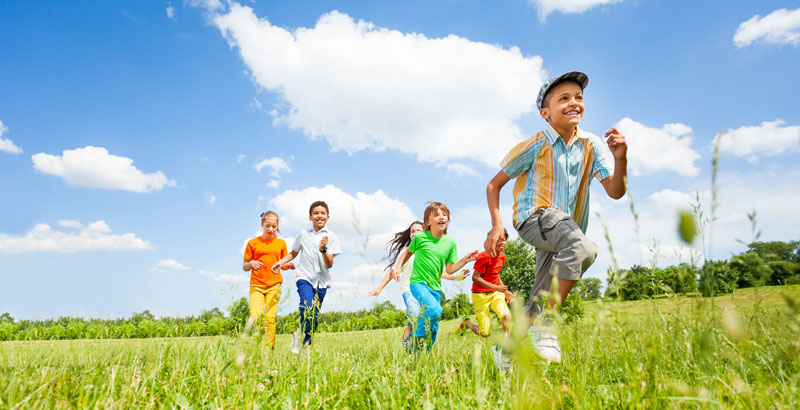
2, 285, 799, 409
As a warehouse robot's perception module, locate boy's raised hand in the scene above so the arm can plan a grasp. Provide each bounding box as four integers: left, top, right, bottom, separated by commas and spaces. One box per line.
270, 262, 282, 273
604, 127, 628, 161
463, 250, 480, 262
319, 236, 329, 251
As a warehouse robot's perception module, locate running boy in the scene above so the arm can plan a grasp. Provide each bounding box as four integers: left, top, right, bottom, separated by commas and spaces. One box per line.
459, 228, 513, 339
272, 201, 341, 354
485, 71, 628, 363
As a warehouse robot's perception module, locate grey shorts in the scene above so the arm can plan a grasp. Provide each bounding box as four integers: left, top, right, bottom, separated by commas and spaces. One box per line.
516, 207, 598, 317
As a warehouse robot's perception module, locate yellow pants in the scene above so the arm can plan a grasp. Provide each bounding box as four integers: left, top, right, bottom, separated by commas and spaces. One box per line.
472, 291, 510, 337
249, 283, 281, 349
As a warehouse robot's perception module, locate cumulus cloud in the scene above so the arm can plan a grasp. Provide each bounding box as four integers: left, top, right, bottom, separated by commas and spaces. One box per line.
734, 8, 800, 48
266, 179, 279, 188
0, 120, 22, 154
209, 4, 545, 168
213, 273, 249, 283
31, 146, 176, 192
150, 258, 191, 273
57, 220, 82, 229
529, 0, 623, 21
446, 163, 480, 178
647, 189, 698, 210
166, 5, 175, 19
254, 157, 291, 177
0, 220, 152, 254
204, 190, 217, 204
614, 117, 701, 177
715, 119, 800, 161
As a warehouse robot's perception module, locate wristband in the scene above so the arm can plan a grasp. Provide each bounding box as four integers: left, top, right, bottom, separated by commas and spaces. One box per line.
320, 246, 327, 254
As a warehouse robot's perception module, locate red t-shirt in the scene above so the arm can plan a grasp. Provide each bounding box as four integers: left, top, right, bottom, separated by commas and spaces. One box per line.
471, 251, 505, 293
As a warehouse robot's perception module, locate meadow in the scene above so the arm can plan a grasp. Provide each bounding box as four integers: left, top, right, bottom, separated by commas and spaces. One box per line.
2, 285, 799, 409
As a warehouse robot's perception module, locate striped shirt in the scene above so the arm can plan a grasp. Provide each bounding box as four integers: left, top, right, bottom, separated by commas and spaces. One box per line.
500, 125, 613, 232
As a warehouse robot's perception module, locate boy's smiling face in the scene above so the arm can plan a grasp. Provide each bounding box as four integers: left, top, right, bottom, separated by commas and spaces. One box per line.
540, 81, 584, 130
309, 205, 329, 230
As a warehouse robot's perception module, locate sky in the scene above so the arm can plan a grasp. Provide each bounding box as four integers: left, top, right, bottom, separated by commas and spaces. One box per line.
1, 0, 799, 320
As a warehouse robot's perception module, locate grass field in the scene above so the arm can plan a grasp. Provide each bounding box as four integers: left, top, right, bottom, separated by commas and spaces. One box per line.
2, 285, 799, 409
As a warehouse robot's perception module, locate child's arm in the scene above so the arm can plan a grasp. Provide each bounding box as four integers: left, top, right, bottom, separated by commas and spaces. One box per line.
368, 270, 394, 296
442, 269, 469, 281
445, 250, 479, 274
271, 250, 298, 273
496, 275, 515, 303
243, 259, 263, 272
486, 171, 511, 258
391, 248, 412, 281
600, 127, 628, 199
471, 270, 508, 292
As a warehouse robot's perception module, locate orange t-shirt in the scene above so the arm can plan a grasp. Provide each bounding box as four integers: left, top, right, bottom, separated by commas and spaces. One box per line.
244, 236, 287, 287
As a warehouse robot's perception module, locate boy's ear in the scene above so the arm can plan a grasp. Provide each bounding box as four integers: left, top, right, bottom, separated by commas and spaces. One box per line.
539, 107, 550, 122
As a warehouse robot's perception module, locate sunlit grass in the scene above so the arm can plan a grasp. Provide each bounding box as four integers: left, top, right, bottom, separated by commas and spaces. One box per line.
2, 285, 798, 409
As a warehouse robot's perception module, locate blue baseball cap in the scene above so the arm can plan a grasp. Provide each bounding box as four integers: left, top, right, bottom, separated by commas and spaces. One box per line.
536, 71, 589, 110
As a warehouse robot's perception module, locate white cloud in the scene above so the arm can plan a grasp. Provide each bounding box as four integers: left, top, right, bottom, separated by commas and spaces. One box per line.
166, 5, 175, 19
189, 0, 223, 12
254, 157, 290, 177
31, 146, 176, 192
0, 120, 22, 154
209, 5, 545, 168
266, 179, 279, 188
150, 258, 191, 273
213, 273, 249, 283
734, 8, 800, 48
268, 185, 416, 261
204, 190, 217, 204
236, 154, 246, 163
57, 220, 82, 229
647, 189, 697, 210
0, 220, 152, 254
529, 0, 623, 21
446, 163, 479, 178
614, 117, 701, 177
715, 119, 800, 161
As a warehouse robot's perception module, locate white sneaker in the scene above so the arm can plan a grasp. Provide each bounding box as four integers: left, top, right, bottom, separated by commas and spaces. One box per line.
529, 326, 561, 363
290, 330, 301, 354
492, 345, 512, 372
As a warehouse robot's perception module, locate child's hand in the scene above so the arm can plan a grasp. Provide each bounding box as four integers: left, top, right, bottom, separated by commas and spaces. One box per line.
495, 284, 509, 292
464, 250, 480, 262
367, 289, 380, 296
270, 262, 282, 273
250, 261, 264, 270
319, 236, 329, 251
281, 263, 295, 270
391, 268, 401, 282
458, 269, 470, 280
504, 291, 515, 304
604, 127, 627, 161
485, 226, 505, 258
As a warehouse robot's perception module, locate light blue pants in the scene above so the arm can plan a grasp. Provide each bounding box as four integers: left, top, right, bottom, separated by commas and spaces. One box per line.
410, 282, 443, 346
402, 291, 421, 328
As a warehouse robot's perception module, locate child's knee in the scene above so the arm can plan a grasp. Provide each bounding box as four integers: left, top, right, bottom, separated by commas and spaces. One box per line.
575, 237, 597, 272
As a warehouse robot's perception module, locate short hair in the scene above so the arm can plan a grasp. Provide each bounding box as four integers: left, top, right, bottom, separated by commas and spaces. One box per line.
309, 200, 329, 216
260, 211, 280, 233
487, 228, 509, 240
423, 202, 451, 234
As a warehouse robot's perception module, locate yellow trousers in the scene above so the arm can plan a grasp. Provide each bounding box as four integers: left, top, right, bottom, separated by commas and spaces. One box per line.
249, 283, 281, 349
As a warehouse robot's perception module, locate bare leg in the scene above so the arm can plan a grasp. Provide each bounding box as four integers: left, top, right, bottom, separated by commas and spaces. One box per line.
403, 325, 412, 340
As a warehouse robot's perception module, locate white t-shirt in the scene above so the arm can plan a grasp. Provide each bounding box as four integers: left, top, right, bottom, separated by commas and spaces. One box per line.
292, 227, 341, 289
400, 254, 415, 293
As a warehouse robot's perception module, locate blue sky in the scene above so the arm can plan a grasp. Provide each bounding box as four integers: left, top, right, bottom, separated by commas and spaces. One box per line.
1, 0, 798, 320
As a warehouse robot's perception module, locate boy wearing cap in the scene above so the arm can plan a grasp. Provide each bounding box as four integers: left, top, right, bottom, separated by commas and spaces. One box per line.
484, 71, 628, 363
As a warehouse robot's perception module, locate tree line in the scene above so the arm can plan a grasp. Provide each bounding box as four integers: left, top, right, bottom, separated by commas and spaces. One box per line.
2, 239, 796, 341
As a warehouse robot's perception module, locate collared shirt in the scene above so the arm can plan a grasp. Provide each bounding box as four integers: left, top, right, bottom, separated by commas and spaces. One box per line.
500, 125, 613, 232
292, 227, 341, 289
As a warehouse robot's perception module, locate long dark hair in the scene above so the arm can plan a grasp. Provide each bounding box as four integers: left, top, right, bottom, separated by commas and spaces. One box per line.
385, 221, 424, 270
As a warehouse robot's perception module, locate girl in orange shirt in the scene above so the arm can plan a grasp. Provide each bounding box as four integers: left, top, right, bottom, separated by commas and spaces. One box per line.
243, 211, 290, 350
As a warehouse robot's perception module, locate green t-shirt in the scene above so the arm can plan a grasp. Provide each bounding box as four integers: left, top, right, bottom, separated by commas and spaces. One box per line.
408, 231, 457, 291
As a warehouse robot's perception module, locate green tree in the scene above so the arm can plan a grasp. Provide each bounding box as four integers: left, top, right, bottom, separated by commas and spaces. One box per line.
730, 252, 772, 288
228, 297, 250, 332
575, 277, 603, 299
619, 265, 655, 301
747, 240, 800, 263
499, 238, 537, 302
699, 259, 738, 296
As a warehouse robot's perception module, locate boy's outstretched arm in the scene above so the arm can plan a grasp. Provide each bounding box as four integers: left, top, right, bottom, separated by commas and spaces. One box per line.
445, 251, 479, 274
600, 127, 628, 199
486, 171, 511, 258
271, 250, 298, 273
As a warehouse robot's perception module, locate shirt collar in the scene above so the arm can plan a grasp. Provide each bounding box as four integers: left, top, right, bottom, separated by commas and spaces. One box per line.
307, 227, 329, 234
545, 125, 586, 145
